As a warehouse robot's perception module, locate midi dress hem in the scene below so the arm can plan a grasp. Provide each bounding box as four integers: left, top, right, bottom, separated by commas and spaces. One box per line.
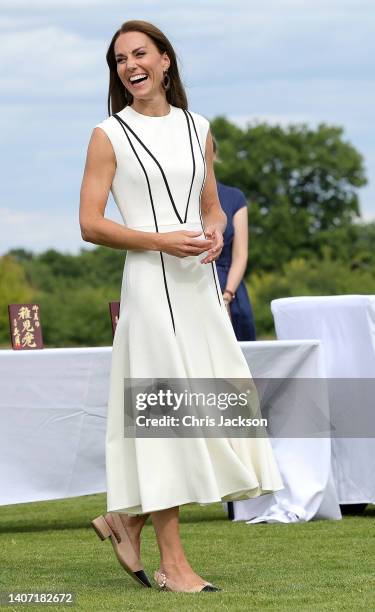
107, 482, 285, 516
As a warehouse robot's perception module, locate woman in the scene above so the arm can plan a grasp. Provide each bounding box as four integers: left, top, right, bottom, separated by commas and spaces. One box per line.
213, 138, 257, 341
79, 20, 284, 593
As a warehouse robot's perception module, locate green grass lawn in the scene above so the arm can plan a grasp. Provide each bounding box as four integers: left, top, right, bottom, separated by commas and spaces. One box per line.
1, 494, 374, 611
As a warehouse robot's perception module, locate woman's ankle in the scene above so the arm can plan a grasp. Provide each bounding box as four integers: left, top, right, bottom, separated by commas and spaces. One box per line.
121, 514, 148, 536
160, 559, 193, 575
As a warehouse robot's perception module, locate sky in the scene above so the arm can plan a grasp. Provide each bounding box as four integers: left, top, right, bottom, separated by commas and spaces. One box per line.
0, 0, 374, 255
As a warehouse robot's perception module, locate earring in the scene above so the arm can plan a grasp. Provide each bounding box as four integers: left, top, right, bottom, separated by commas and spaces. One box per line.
162, 70, 171, 91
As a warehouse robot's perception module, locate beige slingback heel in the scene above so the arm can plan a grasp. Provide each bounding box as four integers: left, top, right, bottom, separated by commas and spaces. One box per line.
154, 569, 220, 592
91, 514, 151, 588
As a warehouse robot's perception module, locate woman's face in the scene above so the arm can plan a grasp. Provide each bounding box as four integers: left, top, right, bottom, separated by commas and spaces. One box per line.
114, 31, 170, 100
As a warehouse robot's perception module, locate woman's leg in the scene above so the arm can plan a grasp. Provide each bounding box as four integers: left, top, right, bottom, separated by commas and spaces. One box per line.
105, 512, 150, 559
151, 506, 206, 589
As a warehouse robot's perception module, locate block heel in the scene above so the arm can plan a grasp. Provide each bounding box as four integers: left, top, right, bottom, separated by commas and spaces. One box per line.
91, 513, 151, 588
91, 515, 112, 540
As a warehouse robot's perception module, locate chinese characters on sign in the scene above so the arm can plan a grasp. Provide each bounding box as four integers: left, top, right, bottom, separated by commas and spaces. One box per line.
8, 304, 44, 350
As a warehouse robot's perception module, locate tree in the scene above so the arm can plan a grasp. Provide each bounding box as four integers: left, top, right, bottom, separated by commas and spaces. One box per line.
36, 285, 117, 347
310, 220, 375, 270
0, 256, 33, 345
211, 118, 368, 272
249, 251, 375, 337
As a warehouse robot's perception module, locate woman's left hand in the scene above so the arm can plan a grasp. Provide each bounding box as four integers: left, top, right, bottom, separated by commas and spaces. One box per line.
200, 226, 224, 264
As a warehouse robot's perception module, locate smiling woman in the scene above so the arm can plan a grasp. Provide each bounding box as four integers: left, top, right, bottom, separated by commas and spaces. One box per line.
104, 21, 188, 116
116, 46, 153, 90
79, 19, 284, 595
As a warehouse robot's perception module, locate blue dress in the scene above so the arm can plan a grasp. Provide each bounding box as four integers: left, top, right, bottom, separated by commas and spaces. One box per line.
216, 181, 256, 341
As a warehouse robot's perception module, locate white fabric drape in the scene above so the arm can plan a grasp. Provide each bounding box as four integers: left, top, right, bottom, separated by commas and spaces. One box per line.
0, 341, 341, 522
271, 295, 375, 506
233, 340, 341, 523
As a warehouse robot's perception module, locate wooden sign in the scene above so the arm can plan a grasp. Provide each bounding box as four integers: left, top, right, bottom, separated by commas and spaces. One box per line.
109, 302, 120, 338
8, 304, 44, 349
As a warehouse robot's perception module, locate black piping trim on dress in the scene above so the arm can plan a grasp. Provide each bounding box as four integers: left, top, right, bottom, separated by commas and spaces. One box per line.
113, 113, 195, 225
185, 110, 205, 229
113, 114, 176, 334
185, 110, 222, 306
181, 109, 195, 223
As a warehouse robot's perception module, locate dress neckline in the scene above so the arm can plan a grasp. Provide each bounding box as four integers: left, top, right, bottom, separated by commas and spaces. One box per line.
125, 104, 174, 119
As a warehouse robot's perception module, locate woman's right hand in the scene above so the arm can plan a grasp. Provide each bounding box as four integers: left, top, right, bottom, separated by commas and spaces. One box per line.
158, 230, 214, 258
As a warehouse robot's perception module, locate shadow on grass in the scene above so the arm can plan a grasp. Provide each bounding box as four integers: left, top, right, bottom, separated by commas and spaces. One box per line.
0, 513, 228, 534
3, 494, 372, 535
0, 497, 229, 534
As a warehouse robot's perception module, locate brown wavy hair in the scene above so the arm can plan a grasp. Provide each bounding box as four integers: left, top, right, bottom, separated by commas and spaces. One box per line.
106, 20, 188, 115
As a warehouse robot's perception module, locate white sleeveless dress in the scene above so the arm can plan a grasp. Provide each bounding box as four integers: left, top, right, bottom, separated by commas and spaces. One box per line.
95, 103, 284, 515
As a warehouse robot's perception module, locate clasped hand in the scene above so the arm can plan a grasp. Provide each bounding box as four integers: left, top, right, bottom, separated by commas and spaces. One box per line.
159, 227, 223, 264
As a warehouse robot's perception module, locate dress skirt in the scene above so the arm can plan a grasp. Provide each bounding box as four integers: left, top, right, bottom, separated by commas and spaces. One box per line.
105, 222, 284, 515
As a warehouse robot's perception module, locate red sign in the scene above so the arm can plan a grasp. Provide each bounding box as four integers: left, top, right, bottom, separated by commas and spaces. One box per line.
8, 304, 44, 349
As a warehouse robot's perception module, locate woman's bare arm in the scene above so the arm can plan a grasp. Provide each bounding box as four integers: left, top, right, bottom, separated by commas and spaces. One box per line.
79, 128, 162, 251
200, 129, 227, 263
79, 127, 212, 256
225, 205, 249, 293
200, 129, 227, 234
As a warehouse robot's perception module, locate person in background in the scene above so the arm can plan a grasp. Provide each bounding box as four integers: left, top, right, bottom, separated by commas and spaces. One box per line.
213, 136, 257, 340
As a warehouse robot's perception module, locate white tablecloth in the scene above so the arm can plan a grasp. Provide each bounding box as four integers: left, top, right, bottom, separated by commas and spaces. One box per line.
271, 295, 375, 505
233, 340, 341, 523
0, 342, 341, 522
